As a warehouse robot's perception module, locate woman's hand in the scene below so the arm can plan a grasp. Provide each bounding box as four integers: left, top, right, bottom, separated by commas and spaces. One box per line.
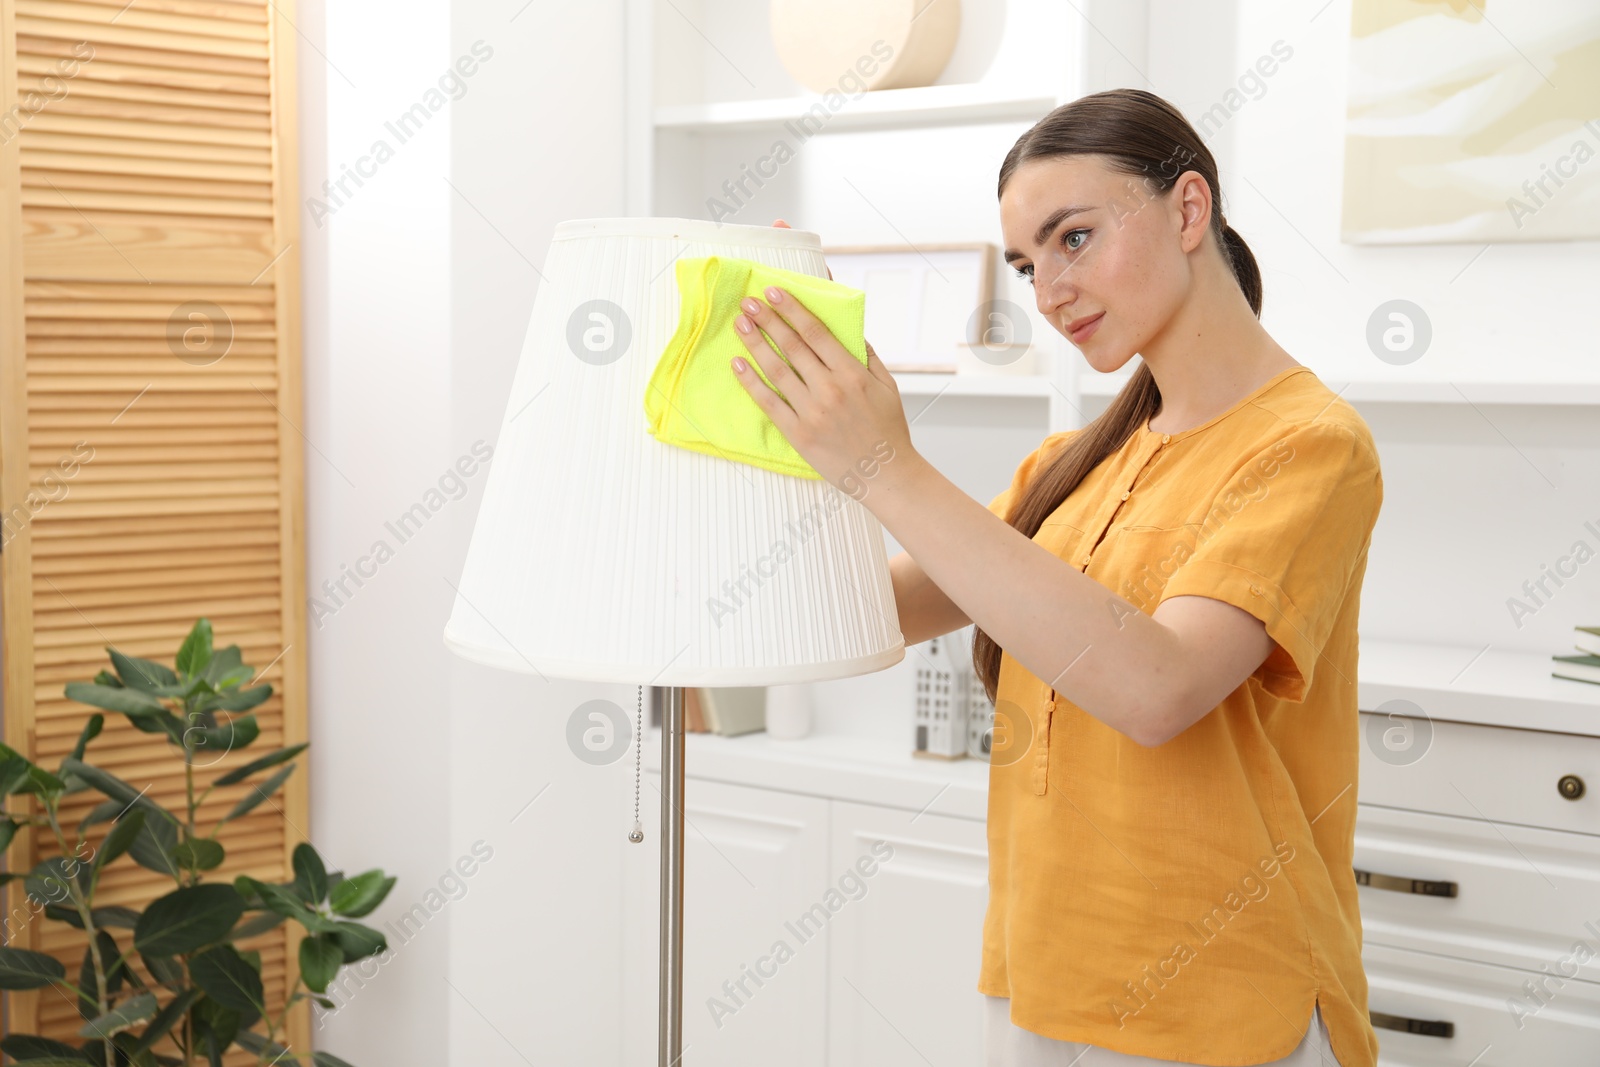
727, 220, 920, 502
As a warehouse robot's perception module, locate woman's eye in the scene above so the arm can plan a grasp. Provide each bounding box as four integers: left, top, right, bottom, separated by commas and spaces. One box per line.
1013, 229, 1091, 286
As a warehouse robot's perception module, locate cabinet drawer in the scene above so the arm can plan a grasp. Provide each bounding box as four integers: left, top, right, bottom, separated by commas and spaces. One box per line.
1354, 804, 1600, 981
1358, 712, 1599, 835
1364, 942, 1600, 1065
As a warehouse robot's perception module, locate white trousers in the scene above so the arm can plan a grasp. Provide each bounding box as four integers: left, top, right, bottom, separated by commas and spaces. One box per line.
983, 997, 1341, 1067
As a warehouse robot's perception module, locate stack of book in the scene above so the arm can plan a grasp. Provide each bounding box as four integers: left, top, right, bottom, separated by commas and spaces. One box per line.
685, 686, 767, 736
1551, 624, 1600, 686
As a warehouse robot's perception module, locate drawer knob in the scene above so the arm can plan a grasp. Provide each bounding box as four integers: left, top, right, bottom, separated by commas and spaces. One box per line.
1558, 774, 1585, 801
1353, 867, 1458, 897
1370, 1010, 1454, 1039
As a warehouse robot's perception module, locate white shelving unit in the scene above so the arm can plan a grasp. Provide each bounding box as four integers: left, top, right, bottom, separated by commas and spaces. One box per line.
1080, 370, 1600, 406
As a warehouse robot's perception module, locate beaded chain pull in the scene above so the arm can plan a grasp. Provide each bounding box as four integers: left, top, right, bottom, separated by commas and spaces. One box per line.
628, 684, 645, 843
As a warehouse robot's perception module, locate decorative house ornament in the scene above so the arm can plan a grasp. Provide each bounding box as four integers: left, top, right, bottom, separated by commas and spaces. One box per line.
965, 646, 995, 760
769, 0, 962, 94
913, 628, 971, 759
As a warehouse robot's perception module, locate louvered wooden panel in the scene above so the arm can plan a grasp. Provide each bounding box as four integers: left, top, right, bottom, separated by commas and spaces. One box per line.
1, 0, 308, 1059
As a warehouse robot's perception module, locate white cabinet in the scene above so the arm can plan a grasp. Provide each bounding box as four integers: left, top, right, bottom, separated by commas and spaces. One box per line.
623, 775, 832, 1066
827, 800, 989, 1066
1355, 712, 1600, 1065
623, 757, 990, 1066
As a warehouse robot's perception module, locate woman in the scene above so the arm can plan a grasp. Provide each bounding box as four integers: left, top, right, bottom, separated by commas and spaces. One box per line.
740, 88, 1381, 1067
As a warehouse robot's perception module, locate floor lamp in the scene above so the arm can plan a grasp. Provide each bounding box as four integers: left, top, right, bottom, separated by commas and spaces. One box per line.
442, 217, 905, 1065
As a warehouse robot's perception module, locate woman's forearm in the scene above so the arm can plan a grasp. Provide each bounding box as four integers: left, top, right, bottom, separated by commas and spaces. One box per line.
868, 453, 1185, 743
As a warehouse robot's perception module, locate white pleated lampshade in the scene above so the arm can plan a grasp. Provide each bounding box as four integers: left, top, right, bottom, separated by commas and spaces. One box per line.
443, 217, 906, 686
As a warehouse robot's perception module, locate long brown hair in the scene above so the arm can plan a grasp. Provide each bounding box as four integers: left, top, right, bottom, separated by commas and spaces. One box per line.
972, 88, 1264, 704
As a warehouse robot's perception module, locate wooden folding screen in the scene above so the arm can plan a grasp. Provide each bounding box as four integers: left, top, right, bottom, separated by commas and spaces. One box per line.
0, 0, 309, 1055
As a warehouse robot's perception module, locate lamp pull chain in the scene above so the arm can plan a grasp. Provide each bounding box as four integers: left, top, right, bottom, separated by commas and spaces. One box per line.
629, 684, 645, 843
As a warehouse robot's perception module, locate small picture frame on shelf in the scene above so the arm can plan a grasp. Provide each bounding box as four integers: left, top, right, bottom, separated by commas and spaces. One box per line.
822, 243, 994, 373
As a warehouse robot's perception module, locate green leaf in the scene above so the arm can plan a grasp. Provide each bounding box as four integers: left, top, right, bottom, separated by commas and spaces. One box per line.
213, 742, 307, 787
175, 618, 214, 678
298, 934, 342, 994
234, 1030, 299, 1064
78, 931, 126, 1021
235, 876, 338, 933
45, 902, 139, 932
140, 953, 184, 993
0, 749, 34, 795
292, 843, 328, 905
186, 714, 259, 758
125, 810, 182, 881
221, 762, 295, 825
125, 987, 202, 1058
171, 838, 225, 871
328, 869, 394, 918
20, 763, 66, 797
60, 758, 152, 811
134, 884, 246, 956
227, 909, 286, 941
62, 759, 185, 880
62, 682, 168, 718
189, 944, 264, 1014
111, 1034, 161, 1067
67, 714, 104, 763
330, 920, 386, 964
94, 809, 147, 876
91, 904, 141, 930
209, 684, 272, 713
191, 992, 250, 1057
127, 710, 187, 746
108, 648, 178, 692
78, 798, 123, 832
214, 664, 255, 690
0, 946, 67, 989
0, 1034, 87, 1061
0, 816, 19, 853
26, 855, 86, 911
200, 644, 242, 687
78, 991, 158, 1039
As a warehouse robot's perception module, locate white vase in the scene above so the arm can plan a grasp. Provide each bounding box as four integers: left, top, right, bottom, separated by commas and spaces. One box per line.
765, 683, 813, 740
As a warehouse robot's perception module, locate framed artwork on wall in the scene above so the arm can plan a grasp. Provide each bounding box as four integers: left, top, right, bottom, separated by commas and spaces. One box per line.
821, 243, 995, 372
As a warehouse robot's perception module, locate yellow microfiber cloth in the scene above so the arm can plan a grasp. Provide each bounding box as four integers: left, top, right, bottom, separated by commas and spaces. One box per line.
644, 254, 869, 479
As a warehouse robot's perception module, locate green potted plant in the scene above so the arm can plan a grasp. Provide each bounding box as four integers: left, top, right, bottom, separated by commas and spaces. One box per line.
0, 619, 394, 1066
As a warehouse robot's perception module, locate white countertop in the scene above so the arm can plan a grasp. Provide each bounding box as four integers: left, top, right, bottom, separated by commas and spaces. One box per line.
646, 637, 1600, 817
1357, 637, 1600, 737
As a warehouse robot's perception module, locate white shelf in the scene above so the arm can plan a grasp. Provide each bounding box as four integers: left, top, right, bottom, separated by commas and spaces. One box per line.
1076, 373, 1600, 405
643, 725, 991, 821
654, 83, 1062, 134
893, 372, 1054, 399
643, 640, 1600, 811
1358, 638, 1600, 738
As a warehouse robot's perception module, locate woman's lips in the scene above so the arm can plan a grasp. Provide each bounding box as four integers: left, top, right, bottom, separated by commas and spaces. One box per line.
1067, 312, 1104, 344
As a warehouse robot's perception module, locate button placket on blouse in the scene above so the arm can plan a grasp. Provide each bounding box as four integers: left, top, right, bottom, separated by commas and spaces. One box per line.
1078, 433, 1168, 572
1042, 434, 1171, 794
1031, 692, 1057, 794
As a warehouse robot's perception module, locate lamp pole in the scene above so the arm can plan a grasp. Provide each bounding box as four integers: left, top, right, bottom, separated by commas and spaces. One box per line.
657, 686, 686, 1067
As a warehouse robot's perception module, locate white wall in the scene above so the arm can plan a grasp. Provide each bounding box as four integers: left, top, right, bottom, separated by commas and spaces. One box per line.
299, 0, 457, 1061
446, 2, 632, 1065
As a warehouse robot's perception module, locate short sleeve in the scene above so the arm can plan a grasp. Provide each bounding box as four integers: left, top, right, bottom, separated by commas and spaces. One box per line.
987, 431, 1076, 522
1155, 422, 1382, 703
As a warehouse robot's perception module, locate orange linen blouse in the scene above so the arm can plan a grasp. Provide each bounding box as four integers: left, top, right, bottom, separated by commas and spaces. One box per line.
979, 365, 1383, 1067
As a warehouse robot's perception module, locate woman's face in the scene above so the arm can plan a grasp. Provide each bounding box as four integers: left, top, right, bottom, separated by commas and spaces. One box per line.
999, 154, 1196, 375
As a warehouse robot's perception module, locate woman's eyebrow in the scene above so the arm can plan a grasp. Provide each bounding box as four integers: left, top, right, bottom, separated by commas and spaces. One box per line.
1004, 204, 1096, 264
